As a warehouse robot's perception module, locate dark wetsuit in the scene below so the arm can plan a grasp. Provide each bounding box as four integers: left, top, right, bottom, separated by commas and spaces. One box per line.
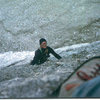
30, 46, 62, 65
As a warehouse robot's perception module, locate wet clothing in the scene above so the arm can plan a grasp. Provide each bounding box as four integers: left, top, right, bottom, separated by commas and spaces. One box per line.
31, 46, 62, 65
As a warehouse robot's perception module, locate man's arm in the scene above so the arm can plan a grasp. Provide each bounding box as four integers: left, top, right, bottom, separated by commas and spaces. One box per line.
30, 50, 40, 65
49, 47, 62, 59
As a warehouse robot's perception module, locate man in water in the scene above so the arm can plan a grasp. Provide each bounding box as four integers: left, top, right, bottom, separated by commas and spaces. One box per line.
30, 38, 62, 65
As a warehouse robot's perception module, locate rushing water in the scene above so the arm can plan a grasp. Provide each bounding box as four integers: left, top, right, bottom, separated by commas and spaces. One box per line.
0, 0, 100, 52
0, 41, 100, 98
0, 0, 100, 98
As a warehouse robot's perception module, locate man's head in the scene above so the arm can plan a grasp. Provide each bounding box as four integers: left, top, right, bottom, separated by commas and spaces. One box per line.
39, 38, 47, 49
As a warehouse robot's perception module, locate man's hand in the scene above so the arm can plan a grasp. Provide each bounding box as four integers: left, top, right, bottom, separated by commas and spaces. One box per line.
56, 59, 64, 66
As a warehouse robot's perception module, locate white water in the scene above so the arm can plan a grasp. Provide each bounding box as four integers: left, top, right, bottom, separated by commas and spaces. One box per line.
0, 42, 90, 69
0, 41, 100, 98
0, 0, 100, 52
0, 0, 100, 98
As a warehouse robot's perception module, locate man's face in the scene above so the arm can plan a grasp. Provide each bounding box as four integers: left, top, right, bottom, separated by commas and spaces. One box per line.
40, 42, 47, 49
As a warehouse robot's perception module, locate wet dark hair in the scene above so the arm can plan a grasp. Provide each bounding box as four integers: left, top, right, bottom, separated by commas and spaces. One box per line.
39, 38, 47, 45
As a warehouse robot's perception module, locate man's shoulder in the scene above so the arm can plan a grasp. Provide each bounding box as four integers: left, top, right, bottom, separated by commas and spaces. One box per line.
47, 46, 52, 49
35, 48, 41, 54
47, 46, 54, 52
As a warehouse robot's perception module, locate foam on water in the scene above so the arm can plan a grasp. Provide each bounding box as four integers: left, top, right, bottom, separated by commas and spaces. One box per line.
0, 41, 100, 98
0, 42, 90, 69
0, 0, 100, 98
0, 0, 100, 52
0, 51, 34, 69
